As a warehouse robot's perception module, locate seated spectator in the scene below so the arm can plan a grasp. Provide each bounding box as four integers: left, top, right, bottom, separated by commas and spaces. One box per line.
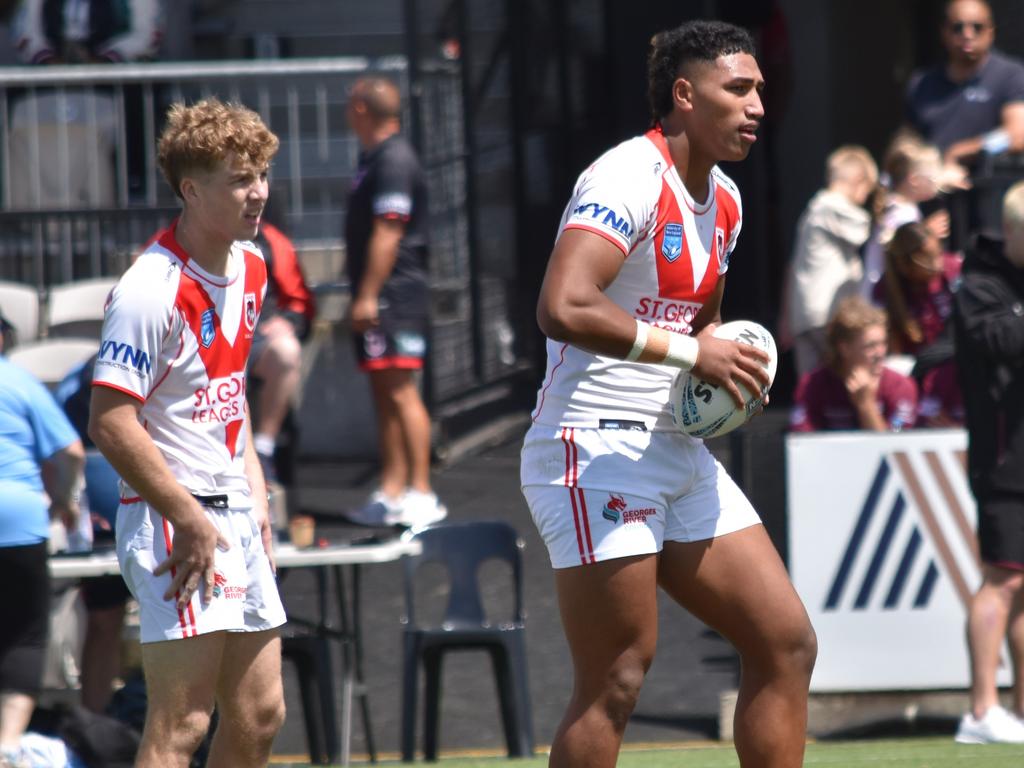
863, 131, 967, 293
12, 0, 162, 64
873, 221, 962, 356
917, 359, 965, 427
0, 308, 84, 765
249, 217, 316, 486
790, 296, 918, 432
781, 145, 878, 378
53, 354, 132, 715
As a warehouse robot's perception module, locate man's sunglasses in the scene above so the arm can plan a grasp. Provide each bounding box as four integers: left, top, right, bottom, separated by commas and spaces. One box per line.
948, 21, 990, 35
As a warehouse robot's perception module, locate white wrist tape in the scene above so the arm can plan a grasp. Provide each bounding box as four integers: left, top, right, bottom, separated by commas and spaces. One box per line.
625, 319, 649, 362
663, 331, 700, 371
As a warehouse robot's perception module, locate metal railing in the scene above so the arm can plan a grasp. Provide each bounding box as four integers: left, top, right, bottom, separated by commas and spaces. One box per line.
0, 57, 423, 286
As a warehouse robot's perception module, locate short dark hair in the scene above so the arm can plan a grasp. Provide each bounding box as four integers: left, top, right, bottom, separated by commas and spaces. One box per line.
647, 20, 755, 123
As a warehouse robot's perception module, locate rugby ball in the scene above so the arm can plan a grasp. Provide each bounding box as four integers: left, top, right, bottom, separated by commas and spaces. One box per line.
669, 320, 777, 439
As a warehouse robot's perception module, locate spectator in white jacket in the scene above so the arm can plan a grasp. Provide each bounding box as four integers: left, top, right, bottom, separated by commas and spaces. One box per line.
781, 146, 878, 377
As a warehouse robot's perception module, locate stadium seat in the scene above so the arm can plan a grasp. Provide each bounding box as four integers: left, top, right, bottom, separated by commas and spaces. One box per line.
0, 280, 41, 345
8, 338, 98, 387
46, 277, 118, 338
400, 521, 534, 762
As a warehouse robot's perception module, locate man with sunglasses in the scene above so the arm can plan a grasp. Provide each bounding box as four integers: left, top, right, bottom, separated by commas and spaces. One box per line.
906, 0, 1024, 169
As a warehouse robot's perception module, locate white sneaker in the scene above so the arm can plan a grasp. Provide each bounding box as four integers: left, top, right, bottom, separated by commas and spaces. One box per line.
955, 705, 1024, 744
346, 490, 405, 526
397, 489, 448, 528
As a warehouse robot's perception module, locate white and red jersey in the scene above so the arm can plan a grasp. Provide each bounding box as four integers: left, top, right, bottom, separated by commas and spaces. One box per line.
531, 127, 743, 431
92, 221, 267, 506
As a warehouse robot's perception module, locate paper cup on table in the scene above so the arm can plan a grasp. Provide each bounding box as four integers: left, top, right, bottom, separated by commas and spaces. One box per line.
288, 515, 315, 548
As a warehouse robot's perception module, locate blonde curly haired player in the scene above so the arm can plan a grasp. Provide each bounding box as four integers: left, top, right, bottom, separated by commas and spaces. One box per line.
89, 97, 287, 768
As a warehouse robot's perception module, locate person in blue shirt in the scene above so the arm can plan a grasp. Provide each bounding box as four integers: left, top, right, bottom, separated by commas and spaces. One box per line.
0, 307, 84, 765
54, 353, 132, 715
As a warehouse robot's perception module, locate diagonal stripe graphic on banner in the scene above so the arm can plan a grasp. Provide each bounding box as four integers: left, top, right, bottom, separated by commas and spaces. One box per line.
924, 451, 980, 564
885, 527, 922, 608
892, 451, 973, 609
914, 561, 940, 608
855, 493, 905, 609
825, 459, 889, 610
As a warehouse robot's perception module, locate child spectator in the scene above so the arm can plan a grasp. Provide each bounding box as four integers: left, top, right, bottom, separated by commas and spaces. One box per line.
874, 221, 962, 356
863, 132, 967, 293
790, 296, 918, 432
782, 146, 878, 377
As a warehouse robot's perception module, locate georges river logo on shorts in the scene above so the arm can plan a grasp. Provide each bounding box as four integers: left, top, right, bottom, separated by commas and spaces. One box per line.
601, 494, 657, 525
192, 372, 246, 424
211, 570, 245, 600
602, 493, 628, 522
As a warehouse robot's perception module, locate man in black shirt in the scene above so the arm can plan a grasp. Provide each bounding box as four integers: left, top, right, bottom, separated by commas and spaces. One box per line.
344, 77, 447, 528
906, 0, 1024, 167
952, 180, 1024, 744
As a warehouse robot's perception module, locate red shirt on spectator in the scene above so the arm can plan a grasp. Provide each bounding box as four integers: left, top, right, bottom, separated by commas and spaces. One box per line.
872, 253, 961, 356
790, 366, 919, 432
916, 359, 964, 427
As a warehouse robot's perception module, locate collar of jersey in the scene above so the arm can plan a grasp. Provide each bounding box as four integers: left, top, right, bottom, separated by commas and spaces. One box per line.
159, 219, 240, 288
645, 125, 716, 215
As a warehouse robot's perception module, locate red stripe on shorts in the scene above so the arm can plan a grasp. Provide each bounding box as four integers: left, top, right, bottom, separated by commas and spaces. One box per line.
162, 518, 193, 638
576, 487, 596, 563
560, 428, 593, 564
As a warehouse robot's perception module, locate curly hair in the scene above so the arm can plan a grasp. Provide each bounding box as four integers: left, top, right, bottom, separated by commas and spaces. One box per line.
157, 98, 280, 199
647, 20, 755, 124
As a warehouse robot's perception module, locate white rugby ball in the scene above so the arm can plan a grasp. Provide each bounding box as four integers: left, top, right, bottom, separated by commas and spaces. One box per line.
669, 320, 777, 439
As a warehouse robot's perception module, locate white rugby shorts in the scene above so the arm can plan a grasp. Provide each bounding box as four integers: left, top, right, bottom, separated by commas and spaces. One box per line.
520, 424, 761, 568
116, 499, 286, 643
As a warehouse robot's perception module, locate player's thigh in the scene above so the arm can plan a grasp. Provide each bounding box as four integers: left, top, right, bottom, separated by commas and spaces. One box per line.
215, 629, 283, 721
658, 526, 812, 658
141, 632, 225, 714
555, 555, 660, 682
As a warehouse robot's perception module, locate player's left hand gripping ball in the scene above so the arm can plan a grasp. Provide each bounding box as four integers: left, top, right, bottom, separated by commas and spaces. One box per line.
670, 320, 778, 439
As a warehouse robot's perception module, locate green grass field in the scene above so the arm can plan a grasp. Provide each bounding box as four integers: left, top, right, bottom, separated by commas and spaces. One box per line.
273, 737, 1024, 767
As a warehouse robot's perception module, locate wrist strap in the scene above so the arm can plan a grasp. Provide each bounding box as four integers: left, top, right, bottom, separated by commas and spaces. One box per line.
663, 331, 700, 370
626, 319, 699, 370
625, 319, 649, 362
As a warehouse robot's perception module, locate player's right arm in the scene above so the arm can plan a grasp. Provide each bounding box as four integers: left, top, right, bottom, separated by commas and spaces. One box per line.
88, 387, 226, 609
537, 228, 768, 408
88, 262, 226, 609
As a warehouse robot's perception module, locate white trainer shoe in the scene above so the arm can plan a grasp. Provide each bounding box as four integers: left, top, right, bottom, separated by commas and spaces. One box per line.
346, 490, 405, 527
397, 489, 448, 529
955, 705, 1024, 744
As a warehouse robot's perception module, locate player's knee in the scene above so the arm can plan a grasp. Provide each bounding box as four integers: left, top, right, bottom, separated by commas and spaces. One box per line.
602, 653, 649, 730
251, 693, 287, 743
269, 333, 302, 370
756, 619, 817, 680
148, 707, 212, 755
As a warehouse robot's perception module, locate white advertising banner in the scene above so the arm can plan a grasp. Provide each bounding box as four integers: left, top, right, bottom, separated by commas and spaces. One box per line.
787, 429, 1012, 692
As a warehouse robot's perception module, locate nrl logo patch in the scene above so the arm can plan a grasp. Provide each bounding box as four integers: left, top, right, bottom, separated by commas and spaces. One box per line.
662, 223, 683, 262
200, 308, 216, 348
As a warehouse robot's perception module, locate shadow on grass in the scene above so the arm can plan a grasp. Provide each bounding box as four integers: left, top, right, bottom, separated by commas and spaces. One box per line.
628, 712, 719, 740
816, 714, 960, 741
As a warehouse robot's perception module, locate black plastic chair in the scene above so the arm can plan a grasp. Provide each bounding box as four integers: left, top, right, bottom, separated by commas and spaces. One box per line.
400, 521, 534, 762
281, 632, 338, 765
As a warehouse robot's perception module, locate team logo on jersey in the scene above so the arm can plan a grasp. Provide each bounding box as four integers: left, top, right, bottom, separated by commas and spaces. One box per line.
662, 222, 683, 262
200, 308, 216, 348
244, 292, 257, 332
715, 227, 727, 268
